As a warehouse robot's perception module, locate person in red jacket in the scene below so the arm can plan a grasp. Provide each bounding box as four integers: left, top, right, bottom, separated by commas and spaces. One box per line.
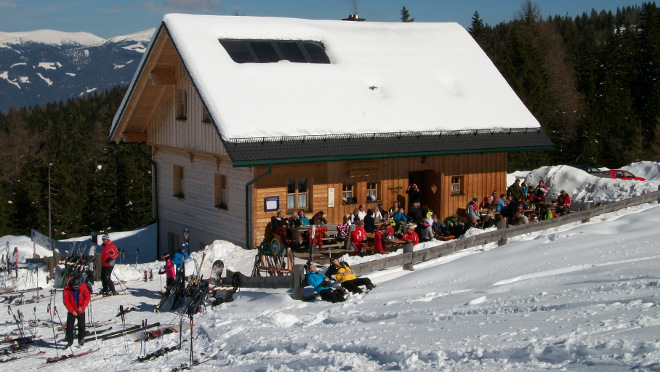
63, 277, 91, 348
349, 220, 368, 256
402, 225, 420, 246
556, 190, 572, 215
100, 234, 119, 296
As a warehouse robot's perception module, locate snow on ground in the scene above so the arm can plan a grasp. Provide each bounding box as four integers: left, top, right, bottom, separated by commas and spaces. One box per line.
1, 163, 660, 370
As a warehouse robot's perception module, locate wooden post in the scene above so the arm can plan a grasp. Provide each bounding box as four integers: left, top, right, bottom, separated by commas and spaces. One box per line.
94, 253, 102, 281
498, 230, 508, 246
292, 264, 305, 300
582, 201, 592, 223
402, 242, 414, 271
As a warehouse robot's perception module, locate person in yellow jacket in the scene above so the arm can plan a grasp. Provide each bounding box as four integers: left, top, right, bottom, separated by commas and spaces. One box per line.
325, 258, 375, 294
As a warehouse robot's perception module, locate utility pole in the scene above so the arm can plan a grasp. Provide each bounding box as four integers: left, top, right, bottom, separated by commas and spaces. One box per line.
48, 163, 52, 251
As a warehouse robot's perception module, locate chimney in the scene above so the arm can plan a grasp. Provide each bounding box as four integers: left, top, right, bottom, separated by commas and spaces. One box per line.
342, 13, 365, 21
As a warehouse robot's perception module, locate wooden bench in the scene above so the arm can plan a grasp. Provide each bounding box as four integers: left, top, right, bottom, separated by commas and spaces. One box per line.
435, 234, 456, 241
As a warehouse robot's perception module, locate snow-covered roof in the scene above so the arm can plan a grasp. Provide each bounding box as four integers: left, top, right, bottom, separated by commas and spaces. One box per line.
161, 14, 539, 141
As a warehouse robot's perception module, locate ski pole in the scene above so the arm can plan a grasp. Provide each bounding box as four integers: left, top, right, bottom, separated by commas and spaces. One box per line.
54, 305, 73, 352
48, 293, 59, 359
88, 299, 98, 341
119, 305, 128, 351
189, 313, 194, 365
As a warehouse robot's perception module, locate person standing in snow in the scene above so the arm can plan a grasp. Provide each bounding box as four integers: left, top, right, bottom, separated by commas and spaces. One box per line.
63, 277, 90, 348
100, 234, 119, 296
159, 254, 177, 288
173, 244, 189, 278
305, 262, 345, 303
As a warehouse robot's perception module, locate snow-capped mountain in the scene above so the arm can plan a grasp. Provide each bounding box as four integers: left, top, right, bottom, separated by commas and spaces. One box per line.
0, 28, 155, 112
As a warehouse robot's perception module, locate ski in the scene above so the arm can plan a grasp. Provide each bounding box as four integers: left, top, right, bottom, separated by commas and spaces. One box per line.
91, 292, 127, 302
100, 322, 160, 341
133, 340, 187, 363
40, 348, 99, 366
126, 321, 191, 342
0, 350, 45, 364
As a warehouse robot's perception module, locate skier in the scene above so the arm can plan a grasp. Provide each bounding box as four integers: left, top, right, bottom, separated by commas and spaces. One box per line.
172, 244, 189, 278
100, 234, 119, 296
159, 254, 176, 288
63, 277, 90, 348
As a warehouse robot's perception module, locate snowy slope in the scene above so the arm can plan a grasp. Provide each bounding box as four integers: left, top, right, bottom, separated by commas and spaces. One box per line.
1, 163, 660, 370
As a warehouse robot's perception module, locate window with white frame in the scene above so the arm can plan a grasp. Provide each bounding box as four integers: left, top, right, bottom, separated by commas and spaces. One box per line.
342, 183, 356, 204
366, 182, 378, 202
287, 179, 308, 210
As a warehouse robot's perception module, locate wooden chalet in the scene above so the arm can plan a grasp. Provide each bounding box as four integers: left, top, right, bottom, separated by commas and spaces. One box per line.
110, 14, 552, 256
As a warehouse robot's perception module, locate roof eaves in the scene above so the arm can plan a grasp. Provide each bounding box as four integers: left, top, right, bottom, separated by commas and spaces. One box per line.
109, 23, 164, 143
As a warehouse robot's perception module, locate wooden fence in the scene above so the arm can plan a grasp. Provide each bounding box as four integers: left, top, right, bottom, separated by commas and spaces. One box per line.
229, 189, 660, 300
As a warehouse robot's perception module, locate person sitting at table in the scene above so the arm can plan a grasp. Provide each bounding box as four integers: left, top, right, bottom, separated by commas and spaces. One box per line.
349, 208, 360, 224
479, 196, 490, 210
271, 210, 290, 245
357, 204, 367, 221
407, 202, 423, 226
373, 205, 383, 221
419, 215, 434, 242
512, 211, 529, 225
540, 204, 557, 220
299, 210, 310, 226
402, 224, 420, 246
363, 209, 376, 233
495, 194, 507, 213
431, 214, 447, 236
349, 220, 369, 256
289, 211, 301, 227
556, 190, 571, 215
464, 215, 480, 232
392, 207, 407, 233
306, 262, 345, 303
466, 197, 480, 221
326, 258, 374, 294
444, 213, 459, 236
489, 190, 498, 205
336, 215, 351, 240
377, 219, 396, 252
481, 210, 496, 229
310, 211, 327, 225
388, 201, 400, 216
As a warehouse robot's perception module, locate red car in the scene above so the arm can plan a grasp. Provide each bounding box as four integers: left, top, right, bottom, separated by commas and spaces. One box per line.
601, 170, 646, 181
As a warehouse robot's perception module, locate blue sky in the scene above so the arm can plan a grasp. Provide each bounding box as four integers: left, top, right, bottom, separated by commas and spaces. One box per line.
0, 0, 652, 38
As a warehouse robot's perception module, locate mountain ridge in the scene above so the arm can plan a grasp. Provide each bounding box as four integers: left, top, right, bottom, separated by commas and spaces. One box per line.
0, 28, 156, 112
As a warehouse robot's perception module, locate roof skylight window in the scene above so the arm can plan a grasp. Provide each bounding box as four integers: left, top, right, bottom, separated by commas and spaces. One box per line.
220, 40, 330, 64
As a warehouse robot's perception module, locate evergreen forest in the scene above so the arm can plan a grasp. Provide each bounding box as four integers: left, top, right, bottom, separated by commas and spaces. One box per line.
0, 1, 659, 238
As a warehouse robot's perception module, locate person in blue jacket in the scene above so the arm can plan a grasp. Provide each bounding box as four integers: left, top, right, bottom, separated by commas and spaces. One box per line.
172, 244, 189, 276
305, 261, 345, 303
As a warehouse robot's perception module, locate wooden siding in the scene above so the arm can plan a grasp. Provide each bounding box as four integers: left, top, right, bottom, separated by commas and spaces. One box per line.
155, 148, 252, 253
251, 152, 507, 246
146, 41, 226, 156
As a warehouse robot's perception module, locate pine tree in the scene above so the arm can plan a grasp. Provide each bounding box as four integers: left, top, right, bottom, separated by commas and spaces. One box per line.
401, 7, 415, 22
468, 11, 489, 48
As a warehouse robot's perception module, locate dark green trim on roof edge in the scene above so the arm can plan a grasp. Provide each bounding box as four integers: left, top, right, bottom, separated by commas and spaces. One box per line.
232, 145, 554, 167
